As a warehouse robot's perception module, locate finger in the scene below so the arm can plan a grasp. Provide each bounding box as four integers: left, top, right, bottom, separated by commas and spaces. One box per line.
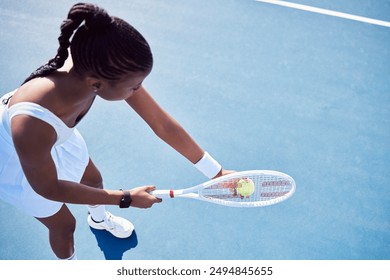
145, 185, 156, 192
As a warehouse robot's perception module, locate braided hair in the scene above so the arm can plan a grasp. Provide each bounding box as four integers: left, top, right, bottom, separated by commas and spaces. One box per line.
23, 3, 153, 84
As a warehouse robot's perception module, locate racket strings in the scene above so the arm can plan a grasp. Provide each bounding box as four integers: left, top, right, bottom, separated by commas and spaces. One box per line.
200, 174, 294, 204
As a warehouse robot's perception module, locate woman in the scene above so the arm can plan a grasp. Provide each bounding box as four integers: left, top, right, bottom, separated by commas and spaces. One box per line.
0, 3, 228, 260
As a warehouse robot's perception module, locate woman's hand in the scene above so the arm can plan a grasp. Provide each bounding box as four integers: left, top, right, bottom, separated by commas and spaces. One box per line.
213, 168, 239, 194
213, 168, 236, 179
129, 186, 162, 208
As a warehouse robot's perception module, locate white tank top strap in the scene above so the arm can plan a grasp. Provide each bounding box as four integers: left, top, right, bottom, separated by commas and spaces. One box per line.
7, 102, 75, 146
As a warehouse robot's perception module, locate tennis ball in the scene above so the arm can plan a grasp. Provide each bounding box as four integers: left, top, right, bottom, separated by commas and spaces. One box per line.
236, 178, 255, 197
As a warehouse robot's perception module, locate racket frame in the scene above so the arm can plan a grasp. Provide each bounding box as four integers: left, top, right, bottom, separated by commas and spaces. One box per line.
151, 170, 296, 207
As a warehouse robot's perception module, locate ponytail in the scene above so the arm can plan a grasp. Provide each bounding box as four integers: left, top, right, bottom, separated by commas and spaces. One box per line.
23, 4, 88, 84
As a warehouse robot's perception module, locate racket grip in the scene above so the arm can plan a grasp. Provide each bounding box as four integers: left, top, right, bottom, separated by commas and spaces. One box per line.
150, 189, 173, 198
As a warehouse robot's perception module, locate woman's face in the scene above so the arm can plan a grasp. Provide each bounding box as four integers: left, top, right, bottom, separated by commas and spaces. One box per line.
96, 71, 149, 101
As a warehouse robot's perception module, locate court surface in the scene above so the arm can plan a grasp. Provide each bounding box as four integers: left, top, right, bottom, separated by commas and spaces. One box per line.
0, 0, 389, 260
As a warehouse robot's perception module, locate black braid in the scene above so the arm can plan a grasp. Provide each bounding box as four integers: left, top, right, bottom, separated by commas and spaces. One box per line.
23, 3, 153, 84
22, 4, 84, 84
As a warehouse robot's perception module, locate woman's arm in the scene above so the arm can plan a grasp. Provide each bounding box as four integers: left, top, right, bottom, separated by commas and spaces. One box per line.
126, 87, 230, 178
11, 114, 159, 208
126, 86, 205, 163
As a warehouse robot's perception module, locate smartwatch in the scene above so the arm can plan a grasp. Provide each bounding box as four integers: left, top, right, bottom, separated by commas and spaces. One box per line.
119, 189, 132, 208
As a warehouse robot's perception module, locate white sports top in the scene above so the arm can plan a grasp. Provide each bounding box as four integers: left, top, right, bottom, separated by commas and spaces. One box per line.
0, 90, 89, 218
1, 90, 75, 146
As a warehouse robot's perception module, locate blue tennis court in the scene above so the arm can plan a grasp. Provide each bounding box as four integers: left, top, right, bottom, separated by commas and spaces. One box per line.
0, 0, 389, 260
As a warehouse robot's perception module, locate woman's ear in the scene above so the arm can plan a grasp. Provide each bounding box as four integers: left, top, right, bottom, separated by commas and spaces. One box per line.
92, 82, 101, 93
86, 77, 103, 93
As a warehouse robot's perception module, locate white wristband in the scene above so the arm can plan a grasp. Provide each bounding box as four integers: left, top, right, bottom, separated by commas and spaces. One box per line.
194, 152, 222, 179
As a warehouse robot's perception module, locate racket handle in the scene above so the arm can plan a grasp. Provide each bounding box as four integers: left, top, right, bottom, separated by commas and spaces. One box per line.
150, 189, 173, 198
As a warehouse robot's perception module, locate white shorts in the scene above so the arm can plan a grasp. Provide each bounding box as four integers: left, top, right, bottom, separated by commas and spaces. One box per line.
0, 100, 89, 218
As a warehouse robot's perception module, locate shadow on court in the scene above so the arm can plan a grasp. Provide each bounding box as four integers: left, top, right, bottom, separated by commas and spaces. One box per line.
89, 228, 138, 260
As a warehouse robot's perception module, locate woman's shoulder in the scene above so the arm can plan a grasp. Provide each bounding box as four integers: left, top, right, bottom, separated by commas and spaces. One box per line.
10, 77, 57, 105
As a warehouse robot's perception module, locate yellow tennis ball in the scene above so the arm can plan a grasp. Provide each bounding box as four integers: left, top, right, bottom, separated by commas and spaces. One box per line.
236, 178, 255, 197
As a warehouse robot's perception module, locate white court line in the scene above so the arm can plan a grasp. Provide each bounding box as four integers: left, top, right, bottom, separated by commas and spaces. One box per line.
255, 0, 390, 28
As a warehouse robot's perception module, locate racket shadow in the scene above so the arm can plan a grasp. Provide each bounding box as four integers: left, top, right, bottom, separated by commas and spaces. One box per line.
89, 228, 138, 260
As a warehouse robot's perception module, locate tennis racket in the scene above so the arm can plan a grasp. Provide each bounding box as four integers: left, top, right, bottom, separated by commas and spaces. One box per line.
151, 170, 296, 207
